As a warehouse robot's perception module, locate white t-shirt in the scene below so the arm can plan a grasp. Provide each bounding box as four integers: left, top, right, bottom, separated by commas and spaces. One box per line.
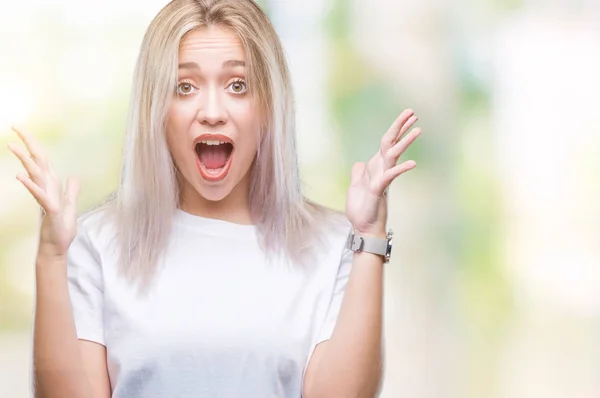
67, 209, 353, 398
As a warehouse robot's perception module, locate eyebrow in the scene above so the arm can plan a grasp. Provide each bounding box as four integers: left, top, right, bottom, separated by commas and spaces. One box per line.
178, 60, 246, 70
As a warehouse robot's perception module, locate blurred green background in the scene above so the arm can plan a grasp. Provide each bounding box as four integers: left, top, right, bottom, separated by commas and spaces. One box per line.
1, 1, 599, 397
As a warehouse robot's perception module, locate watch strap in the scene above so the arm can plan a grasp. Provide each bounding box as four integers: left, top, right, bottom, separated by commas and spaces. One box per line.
346, 230, 393, 263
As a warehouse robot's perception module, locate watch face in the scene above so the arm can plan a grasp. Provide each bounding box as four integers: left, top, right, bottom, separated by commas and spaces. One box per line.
385, 230, 393, 262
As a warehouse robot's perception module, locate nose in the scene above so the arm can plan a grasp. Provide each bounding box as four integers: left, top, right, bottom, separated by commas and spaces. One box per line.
196, 84, 227, 126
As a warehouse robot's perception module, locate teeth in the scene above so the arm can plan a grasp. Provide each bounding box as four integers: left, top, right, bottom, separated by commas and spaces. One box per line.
200, 140, 228, 146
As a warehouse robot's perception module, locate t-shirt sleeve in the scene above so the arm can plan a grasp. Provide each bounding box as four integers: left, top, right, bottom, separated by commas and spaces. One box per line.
315, 246, 353, 344
303, 244, 353, 380
66, 220, 105, 346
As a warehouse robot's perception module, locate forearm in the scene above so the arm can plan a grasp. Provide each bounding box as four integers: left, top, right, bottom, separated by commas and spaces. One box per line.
34, 254, 91, 398
309, 251, 384, 397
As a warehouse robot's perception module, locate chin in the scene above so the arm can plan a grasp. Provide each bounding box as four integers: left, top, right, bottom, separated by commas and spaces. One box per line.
194, 181, 235, 202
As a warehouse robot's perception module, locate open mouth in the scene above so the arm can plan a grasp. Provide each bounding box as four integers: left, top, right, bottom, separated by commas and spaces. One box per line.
193, 136, 234, 182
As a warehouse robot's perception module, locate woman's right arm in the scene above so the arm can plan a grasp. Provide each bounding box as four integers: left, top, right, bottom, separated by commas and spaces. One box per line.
8, 126, 110, 398
34, 256, 111, 398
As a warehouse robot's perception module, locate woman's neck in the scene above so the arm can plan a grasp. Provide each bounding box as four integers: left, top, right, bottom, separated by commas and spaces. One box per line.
178, 179, 253, 226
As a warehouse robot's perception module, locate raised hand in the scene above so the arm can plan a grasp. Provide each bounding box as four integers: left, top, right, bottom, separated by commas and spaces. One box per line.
7, 126, 80, 259
345, 109, 421, 236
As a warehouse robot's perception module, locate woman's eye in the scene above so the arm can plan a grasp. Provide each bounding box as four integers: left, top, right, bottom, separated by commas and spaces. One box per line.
177, 82, 196, 95
227, 80, 247, 94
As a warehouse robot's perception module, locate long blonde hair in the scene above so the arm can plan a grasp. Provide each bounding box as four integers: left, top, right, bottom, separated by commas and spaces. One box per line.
93, 0, 342, 292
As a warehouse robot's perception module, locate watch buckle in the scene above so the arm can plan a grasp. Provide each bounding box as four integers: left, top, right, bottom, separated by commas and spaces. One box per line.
347, 232, 365, 252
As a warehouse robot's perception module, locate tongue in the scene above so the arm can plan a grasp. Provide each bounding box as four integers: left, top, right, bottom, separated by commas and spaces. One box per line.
199, 145, 229, 169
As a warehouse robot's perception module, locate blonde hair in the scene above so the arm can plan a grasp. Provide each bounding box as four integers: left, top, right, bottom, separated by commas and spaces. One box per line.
93, 0, 343, 293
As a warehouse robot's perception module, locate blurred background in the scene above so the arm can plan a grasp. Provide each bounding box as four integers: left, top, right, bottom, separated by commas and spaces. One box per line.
1, 0, 599, 397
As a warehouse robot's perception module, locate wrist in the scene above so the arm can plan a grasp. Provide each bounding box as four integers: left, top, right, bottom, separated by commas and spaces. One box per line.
352, 227, 387, 239
347, 228, 393, 263
36, 248, 68, 267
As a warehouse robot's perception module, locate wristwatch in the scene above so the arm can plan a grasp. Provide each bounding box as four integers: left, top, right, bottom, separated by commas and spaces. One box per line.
346, 229, 394, 263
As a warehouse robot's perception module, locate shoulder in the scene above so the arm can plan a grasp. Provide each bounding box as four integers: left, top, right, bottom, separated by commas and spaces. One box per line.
321, 212, 351, 250
72, 203, 119, 259
305, 201, 352, 263
306, 200, 351, 237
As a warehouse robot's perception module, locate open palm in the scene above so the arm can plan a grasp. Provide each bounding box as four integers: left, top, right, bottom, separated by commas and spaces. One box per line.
345, 109, 421, 235
7, 126, 80, 257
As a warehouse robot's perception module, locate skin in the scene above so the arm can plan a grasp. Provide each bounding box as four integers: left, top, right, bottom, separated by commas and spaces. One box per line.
303, 109, 421, 398
8, 25, 421, 398
167, 26, 261, 225
7, 127, 111, 398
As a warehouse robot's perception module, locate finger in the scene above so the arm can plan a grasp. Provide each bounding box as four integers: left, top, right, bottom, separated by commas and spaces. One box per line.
350, 162, 366, 186
380, 160, 417, 190
11, 125, 48, 168
63, 176, 80, 223
43, 169, 63, 203
380, 109, 415, 154
395, 115, 418, 144
16, 172, 52, 210
384, 127, 422, 169
7, 143, 45, 185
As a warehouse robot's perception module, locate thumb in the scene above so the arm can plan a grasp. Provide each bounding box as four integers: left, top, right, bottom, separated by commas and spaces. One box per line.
64, 175, 80, 210
350, 162, 366, 185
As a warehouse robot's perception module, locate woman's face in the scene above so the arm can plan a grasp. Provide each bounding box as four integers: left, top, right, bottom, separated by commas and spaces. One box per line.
167, 26, 261, 206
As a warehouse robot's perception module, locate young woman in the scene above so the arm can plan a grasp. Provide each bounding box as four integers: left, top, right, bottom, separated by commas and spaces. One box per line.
8, 0, 421, 397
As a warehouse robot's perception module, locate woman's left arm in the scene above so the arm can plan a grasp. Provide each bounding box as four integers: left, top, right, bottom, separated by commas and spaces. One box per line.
304, 109, 422, 398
